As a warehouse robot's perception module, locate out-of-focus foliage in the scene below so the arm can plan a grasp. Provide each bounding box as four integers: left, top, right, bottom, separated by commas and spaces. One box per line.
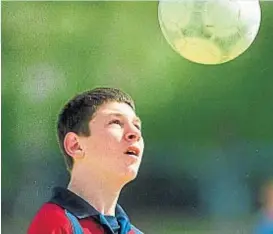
2, 2, 273, 233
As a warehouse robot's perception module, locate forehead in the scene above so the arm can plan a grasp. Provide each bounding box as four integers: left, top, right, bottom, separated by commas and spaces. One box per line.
94, 101, 139, 120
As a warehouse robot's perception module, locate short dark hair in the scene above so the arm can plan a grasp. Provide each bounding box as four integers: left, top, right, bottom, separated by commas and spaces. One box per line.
57, 87, 135, 172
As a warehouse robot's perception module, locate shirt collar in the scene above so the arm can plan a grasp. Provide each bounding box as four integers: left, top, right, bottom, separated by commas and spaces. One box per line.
49, 186, 130, 220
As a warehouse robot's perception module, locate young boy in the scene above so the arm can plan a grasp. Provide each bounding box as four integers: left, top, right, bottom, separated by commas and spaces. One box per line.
28, 87, 144, 234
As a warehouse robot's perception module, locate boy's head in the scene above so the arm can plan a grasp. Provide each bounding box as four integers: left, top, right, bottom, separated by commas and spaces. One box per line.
57, 87, 143, 181
57, 87, 135, 171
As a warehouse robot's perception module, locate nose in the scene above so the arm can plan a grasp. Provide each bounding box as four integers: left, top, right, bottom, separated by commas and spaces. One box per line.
124, 127, 141, 142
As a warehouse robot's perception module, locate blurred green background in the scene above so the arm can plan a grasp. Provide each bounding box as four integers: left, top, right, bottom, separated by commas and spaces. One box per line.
2, 1, 273, 233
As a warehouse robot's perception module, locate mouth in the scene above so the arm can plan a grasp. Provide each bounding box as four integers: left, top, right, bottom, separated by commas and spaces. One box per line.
124, 146, 140, 157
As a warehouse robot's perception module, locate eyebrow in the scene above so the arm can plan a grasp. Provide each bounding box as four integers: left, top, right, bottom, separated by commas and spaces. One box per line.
105, 112, 142, 125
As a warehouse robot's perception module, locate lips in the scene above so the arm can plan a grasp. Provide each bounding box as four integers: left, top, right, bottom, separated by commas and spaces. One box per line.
124, 145, 140, 157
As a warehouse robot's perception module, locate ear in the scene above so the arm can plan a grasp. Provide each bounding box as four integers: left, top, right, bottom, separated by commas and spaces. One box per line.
63, 132, 85, 159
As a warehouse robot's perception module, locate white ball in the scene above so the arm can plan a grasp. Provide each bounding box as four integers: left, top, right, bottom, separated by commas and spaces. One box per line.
158, 0, 261, 65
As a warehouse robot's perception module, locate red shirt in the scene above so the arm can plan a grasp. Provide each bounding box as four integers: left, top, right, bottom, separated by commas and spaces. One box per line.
28, 203, 105, 234
27, 187, 142, 234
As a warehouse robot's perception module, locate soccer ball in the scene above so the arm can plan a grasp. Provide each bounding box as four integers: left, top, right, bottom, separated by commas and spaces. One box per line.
158, 0, 261, 65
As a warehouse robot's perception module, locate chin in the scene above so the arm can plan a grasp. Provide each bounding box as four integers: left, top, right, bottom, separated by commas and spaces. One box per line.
119, 167, 139, 184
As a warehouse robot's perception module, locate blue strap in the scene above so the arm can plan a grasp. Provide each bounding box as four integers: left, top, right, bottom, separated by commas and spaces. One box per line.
116, 215, 131, 234
65, 210, 84, 234
99, 214, 130, 234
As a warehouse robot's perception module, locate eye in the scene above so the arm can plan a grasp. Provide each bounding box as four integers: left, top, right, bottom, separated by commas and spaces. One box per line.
109, 119, 123, 126
134, 124, 141, 130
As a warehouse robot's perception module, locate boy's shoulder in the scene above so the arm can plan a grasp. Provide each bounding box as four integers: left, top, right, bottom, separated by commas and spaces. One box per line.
36, 202, 67, 218
27, 203, 71, 234
130, 224, 144, 234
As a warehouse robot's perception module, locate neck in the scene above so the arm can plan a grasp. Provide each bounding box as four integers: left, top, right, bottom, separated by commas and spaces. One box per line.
67, 166, 123, 216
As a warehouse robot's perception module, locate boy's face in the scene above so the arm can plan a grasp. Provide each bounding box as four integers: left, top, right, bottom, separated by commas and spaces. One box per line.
79, 101, 144, 183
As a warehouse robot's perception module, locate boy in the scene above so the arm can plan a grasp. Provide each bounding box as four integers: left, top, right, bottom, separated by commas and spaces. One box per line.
28, 87, 144, 234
